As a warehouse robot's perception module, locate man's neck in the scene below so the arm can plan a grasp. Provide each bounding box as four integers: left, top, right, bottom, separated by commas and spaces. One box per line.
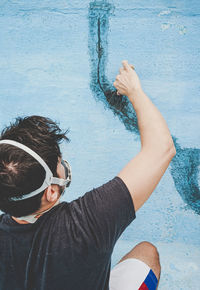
11, 199, 60, 224
12, 216, 39, 224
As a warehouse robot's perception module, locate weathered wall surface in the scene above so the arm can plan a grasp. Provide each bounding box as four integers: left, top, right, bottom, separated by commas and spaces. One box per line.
0, 0, 199, 288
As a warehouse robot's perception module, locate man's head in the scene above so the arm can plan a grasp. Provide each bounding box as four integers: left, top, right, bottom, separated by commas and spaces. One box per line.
0, 115, 70, 217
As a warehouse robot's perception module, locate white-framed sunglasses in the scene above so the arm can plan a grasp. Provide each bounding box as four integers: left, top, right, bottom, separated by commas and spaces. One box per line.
60, 159, 72, 188
0, 139, 72, 201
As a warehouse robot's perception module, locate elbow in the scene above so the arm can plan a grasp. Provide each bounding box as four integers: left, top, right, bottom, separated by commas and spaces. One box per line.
166, 144, 176, 158
168, 137, 176, 157
156, 142, 177, 159
171, 145, 176, 157
142, 139, 177, 158
162, 136, 176, 158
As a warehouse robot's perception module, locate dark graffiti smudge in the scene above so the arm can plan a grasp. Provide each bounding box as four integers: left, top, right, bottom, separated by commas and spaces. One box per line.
88, 0, 200, 214
170, 140, 200, 214
88, 1, 139, 134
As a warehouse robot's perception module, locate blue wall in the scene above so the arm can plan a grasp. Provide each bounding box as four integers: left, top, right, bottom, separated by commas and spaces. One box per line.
0, 1, 199, 288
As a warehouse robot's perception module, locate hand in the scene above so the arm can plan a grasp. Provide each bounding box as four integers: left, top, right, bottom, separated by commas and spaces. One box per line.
113, 60, 143, 102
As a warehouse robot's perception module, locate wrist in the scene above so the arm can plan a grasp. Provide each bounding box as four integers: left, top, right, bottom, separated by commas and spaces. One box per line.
127, 87, 144, 102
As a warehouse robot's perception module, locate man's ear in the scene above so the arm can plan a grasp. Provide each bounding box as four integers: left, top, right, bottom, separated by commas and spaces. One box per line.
45, 185, 59, 202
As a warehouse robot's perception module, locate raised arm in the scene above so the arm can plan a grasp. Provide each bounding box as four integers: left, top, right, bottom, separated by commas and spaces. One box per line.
113, 60, 176, 212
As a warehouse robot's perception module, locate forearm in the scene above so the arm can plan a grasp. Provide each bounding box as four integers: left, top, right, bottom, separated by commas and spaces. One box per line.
129, 88, 176, 154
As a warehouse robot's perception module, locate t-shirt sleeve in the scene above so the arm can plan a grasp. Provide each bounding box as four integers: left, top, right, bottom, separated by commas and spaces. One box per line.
70, 176, 136, 252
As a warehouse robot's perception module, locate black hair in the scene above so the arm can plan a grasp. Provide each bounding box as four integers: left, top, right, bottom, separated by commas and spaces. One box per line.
0, 115, 70, 217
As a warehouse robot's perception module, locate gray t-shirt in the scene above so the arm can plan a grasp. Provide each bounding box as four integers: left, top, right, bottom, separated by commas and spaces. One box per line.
0, 176, 135, 290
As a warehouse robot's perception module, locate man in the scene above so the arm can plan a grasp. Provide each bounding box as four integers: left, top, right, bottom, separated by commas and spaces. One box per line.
0, 60, 176, 290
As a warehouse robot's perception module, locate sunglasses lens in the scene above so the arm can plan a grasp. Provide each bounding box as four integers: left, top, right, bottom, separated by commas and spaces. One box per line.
61, 159, 71, 187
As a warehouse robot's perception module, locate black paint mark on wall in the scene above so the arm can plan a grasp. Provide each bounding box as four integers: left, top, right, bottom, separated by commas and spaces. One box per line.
170, 140, 200, 214
88, 0, 200, 214
88, 1, 139, 135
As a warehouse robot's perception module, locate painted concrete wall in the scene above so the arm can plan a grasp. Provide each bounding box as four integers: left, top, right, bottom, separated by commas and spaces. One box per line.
0, 0, 199, 288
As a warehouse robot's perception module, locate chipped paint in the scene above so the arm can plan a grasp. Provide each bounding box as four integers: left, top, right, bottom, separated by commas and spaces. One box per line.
178, 25, 187, 34
161, 23, 171, 31
158, 10, 172, 16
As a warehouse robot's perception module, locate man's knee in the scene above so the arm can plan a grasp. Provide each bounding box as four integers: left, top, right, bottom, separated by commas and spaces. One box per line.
118, 241, 161, 280
136, 241, 160, 261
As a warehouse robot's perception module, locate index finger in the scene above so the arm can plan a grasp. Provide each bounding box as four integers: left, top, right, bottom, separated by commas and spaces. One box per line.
122, 60, 132, 71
